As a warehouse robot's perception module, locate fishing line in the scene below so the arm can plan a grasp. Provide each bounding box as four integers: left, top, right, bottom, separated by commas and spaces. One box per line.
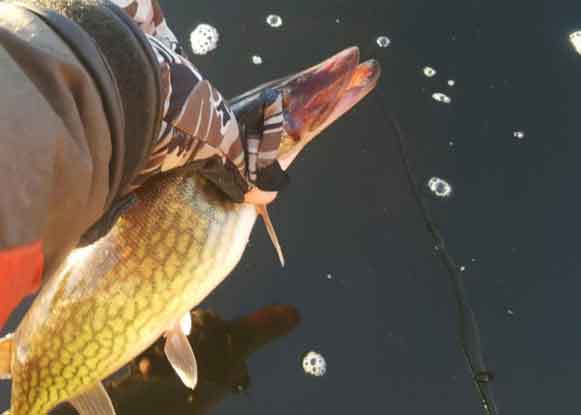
267, 12, 499, 409
374, 86, 499, 414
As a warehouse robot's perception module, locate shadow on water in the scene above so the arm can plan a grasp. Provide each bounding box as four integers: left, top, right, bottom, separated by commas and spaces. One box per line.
49, 305, 300, 415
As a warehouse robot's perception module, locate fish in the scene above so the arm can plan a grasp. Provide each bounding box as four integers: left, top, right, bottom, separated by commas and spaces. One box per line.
0, 46, 380, 415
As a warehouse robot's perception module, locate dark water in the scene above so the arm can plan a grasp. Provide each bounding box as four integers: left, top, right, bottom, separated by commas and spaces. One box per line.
3, 0, 581, 413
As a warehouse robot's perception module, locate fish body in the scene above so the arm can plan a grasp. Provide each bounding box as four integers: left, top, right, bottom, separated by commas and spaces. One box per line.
1, 46, 380, 415
8, 172, 256, 415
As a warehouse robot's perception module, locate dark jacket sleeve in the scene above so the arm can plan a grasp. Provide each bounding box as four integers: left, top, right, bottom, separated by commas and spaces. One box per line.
0, 6, 115, 327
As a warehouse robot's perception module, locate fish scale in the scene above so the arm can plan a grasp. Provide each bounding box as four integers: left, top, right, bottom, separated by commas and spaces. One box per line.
8, 170, 257, 415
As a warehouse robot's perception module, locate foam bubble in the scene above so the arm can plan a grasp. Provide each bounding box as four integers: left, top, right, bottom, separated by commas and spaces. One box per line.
423, 66, 437, 77
432, 92, 451, 104
570, 31, 581, 55
190, 23, 219, 55
427, 177, 453, 198
266, 14, 283, 28
376, 36, 391, 48
302, 351, 327, 377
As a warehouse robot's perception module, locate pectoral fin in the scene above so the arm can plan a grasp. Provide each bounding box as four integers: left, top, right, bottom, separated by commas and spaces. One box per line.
256, 204, 285, 267
0, 333, 13, 380
164, 313, 198, 390
69, 382, 116, 415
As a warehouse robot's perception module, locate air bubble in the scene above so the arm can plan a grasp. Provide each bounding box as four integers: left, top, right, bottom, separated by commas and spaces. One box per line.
432, 93, 451, 104
427, 177, 452, 198
190, 24, 219, 55
513, 130, 525, 139
376, 36, 391, 48
252, 55, 263, 65
302, 351, 326, 377
423, 66, 436, 77
266, 14, 283, 28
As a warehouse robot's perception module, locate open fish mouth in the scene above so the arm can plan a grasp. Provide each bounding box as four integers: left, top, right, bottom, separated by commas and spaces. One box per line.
282, 46, 380, 143
272, 47, 381, 169
228, 47, 381, 169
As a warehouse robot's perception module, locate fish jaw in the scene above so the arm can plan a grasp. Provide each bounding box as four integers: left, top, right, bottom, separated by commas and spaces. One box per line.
281, 46, 361, 139
228, 47, 381, 172
278, 53, 381, 170
8, 174, 258, 415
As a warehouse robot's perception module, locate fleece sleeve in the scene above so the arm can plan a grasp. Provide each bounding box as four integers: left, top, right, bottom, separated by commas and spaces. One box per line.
0, 6, 115, 328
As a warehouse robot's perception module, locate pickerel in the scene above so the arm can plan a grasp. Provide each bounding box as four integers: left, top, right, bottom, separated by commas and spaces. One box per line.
0, 47, 380, 415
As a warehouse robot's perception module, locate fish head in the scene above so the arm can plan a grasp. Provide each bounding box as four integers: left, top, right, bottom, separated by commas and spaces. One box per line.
228, 47, 380, 266
228, 46, 381, 172
277, 46, 381, 169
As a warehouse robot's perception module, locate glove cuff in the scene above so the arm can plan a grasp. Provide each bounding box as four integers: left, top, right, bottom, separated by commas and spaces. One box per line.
255, 161, 290, 192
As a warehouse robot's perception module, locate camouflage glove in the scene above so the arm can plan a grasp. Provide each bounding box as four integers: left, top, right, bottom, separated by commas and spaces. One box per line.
230, 88, 290, 192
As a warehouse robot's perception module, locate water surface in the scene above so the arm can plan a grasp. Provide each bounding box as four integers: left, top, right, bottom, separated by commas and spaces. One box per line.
3, 0, 581, 413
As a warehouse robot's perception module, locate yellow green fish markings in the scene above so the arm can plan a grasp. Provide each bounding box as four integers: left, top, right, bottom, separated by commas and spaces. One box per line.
6, 172, 257, 415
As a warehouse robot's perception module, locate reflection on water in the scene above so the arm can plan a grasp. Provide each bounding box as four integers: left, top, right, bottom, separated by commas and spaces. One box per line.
50, 305, 300, 415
